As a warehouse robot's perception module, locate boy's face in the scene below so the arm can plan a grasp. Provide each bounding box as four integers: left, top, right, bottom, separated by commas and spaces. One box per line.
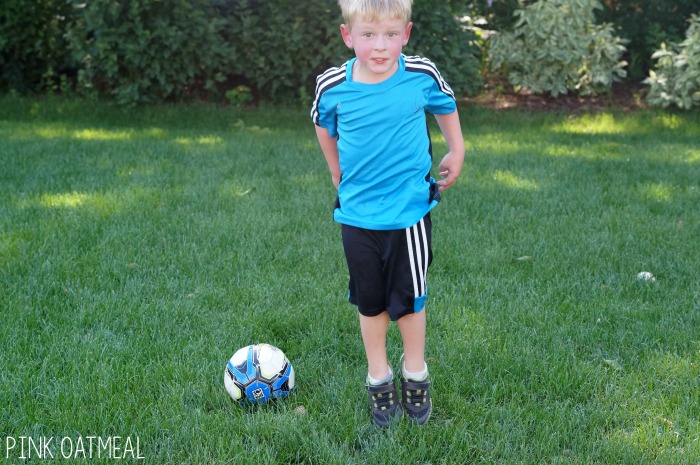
340, 16, 412, 84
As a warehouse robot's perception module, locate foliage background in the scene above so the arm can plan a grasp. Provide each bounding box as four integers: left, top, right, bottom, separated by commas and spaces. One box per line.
596, 0, 699, 81
644, 14, 700, 110
488, 0, 627, 97
0, 0, 698, 105
0, 0, 74, 93
0, 0, 482, 105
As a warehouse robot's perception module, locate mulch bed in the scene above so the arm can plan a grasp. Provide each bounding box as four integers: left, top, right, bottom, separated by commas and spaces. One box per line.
462, 82, 649, 113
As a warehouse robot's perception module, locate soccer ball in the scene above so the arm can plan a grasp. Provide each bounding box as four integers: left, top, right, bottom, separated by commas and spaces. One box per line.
224, 343, 295, 404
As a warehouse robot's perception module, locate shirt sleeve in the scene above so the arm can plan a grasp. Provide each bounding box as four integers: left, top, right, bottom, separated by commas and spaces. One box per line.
424, 62, 457, 115
312, 92, 338, 138
311, 64, 347, 138
426, 82, 456, 115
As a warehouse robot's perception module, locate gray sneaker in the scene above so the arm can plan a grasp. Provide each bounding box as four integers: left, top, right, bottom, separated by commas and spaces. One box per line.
366, 379, 403, 428
401, 374, 432, 425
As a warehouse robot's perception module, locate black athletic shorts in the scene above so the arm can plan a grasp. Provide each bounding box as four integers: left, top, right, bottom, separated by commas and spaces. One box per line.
341, 214, 433, 321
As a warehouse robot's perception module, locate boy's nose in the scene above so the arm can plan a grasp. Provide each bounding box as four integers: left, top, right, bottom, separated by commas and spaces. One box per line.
374, 37, 387, 50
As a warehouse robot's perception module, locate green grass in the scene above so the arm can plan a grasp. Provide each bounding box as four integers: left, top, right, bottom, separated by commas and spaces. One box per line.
1, 95, 699, 464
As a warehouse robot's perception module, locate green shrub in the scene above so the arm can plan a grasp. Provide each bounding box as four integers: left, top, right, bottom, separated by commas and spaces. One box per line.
219, 0, 346, 104
225, 85, 254, 107
0, 0, 75, 94
596, 0, 698, 80
645, 15, 700, 110
471, 0, 696, 82
66, 0, 228, 105
220, 0, 482, 103
488, 0, 627, 97
406, 0, 483, 96
1, 0, 481, 104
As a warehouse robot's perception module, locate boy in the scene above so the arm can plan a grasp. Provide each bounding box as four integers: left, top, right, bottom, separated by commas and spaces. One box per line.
310, 0, 464, 427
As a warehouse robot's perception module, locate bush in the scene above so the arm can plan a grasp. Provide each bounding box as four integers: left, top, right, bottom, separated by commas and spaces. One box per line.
0, 0, 75, 94
645, 15, 700, 110
1, 0, 482, 104
488, 0, 627, 97
406, 0, 483, 96
220, 0, 482, 103
596, 0, 698, 81
66, 0, 228, 105
218, 0, 346, 105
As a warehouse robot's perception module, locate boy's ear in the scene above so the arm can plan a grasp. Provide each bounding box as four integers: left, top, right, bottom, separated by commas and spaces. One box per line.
340, 24, 354, 49
403, 21, 413, 46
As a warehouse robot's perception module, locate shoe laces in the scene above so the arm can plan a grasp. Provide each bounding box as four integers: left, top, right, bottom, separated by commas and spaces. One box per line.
402, 380, 430, 408
367, 384, 398, 411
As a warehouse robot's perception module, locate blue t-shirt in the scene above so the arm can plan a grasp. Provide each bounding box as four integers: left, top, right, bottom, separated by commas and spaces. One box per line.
311, 54, 456, 230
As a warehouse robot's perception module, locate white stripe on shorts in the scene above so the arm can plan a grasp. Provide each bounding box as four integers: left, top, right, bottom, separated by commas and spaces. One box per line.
405, 218, 428, 298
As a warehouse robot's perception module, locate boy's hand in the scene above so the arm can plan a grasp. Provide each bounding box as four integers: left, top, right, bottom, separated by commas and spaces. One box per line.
434, 111, 465, 193
437, 151, 463, 192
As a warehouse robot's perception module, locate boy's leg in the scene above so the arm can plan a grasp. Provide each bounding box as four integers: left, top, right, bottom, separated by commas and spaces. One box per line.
397, 308, 432, 425
359, 312, 391, 380
396, 309, 426, 374
393, 213, 431, 374
343, 224, 392, 380
360, 311, 402, 428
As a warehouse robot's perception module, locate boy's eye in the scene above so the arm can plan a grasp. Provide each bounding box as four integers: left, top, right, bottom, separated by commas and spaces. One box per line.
387, 32, 398, 38
363, 32, 373, 38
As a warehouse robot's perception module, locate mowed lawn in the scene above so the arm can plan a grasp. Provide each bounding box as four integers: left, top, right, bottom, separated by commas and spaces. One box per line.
1, 96, 699, 464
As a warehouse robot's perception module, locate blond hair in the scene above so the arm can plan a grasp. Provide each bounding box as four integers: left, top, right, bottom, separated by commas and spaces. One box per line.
338, 0, 412, 28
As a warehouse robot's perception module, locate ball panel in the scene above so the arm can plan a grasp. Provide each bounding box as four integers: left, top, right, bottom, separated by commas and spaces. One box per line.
224, 370, 243, 401
270, 362, 294, 399
227, 345, 257, 385
288, 364, 295, 390
245, 379, 272, 403
257, 344, 286, 380
231, 346, 249, 365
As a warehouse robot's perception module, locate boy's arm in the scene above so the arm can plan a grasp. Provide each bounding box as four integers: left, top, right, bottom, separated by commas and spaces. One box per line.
434, 111, 465, 192
314, 125, 342, 189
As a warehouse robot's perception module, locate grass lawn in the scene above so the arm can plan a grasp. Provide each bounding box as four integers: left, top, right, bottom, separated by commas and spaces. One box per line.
1, 95, 699, 464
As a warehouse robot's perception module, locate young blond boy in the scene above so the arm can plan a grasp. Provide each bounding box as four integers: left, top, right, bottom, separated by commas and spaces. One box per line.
311, 0, 465, 427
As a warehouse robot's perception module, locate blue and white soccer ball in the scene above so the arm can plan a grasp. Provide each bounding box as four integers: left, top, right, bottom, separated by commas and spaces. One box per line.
224, 343, 295, 404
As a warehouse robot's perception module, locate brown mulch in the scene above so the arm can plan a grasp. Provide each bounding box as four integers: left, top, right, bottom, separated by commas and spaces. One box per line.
462, 82, 649, 113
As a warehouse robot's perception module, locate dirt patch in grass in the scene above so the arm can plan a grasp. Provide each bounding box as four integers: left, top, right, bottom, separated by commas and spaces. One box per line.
462, 82, 649, 113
